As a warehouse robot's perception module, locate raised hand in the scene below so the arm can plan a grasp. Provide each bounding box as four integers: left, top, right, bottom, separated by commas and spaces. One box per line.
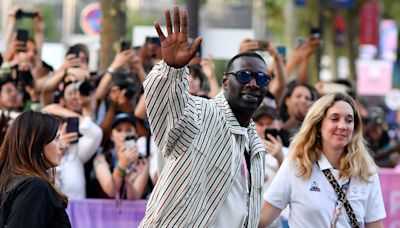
154, 7, 202, 68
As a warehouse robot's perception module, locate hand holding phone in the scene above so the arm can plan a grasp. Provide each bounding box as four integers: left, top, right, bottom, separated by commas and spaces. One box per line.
16, 29, 28, 42
276, 45, 286, 58
15, 9, 39, 20
310, 27, 321, 39
66, 117, 79, 143
264, 128, 280, 140
125, 135, 137, 150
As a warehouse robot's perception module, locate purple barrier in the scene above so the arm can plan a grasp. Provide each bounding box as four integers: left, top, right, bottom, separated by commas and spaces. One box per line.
66, 199, 147, 228
379, 168, 400, 228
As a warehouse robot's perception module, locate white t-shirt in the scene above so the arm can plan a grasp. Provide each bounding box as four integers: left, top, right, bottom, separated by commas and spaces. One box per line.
212, 127, 250, 228
264, 154, 386, 227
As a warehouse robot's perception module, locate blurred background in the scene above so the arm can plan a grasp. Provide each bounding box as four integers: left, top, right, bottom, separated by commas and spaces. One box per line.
0, 0, 399, 85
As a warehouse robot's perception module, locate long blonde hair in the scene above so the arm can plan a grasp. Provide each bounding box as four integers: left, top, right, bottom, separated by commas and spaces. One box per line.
288, 93, 377, 182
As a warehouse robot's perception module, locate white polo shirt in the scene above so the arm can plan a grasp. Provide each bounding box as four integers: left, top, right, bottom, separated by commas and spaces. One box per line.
264, 154, 386, 227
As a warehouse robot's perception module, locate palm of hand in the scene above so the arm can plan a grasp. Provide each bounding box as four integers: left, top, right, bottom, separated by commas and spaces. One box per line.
162, 32, 192, 68
154, 7, 202, 69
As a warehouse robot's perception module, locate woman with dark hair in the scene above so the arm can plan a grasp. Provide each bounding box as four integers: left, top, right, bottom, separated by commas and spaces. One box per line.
279, 82, 318, 138
0, 110, 71, 227
92, 112, 149, 200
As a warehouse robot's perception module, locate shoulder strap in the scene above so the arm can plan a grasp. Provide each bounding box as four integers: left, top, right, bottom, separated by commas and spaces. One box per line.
322, 169, 359, 228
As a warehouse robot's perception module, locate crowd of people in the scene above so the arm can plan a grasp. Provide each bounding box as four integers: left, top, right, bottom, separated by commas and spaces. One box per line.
0, 5, 396, 228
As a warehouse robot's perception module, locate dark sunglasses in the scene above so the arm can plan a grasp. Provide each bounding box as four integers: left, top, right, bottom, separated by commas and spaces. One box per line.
225, 70, 272, 87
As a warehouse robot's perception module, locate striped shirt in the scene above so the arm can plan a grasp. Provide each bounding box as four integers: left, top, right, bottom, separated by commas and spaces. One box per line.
140, 61, 265, 228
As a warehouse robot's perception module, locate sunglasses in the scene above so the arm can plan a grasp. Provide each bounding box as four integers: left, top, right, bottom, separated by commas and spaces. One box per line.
225, 70, 272, 87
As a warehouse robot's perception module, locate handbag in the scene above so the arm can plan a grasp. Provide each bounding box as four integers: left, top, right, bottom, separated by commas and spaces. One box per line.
322, 169, 359, 228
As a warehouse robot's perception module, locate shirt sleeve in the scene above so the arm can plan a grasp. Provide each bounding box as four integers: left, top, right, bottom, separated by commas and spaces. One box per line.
7, 178, 61, 228
364, 173, 386, 223
143, 61, 200, 159
77, 116, 103, 163
263, 158, 292, 210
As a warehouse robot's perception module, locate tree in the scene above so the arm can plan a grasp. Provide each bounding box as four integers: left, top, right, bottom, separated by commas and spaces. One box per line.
99, 0, 127, 71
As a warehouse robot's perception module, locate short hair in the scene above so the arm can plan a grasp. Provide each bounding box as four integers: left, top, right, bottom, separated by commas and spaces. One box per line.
288, 93, 377, 182
226, 52, 266, 72
252, 105, 280, 122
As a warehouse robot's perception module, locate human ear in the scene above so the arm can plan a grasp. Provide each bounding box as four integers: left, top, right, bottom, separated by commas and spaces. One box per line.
222, 74, 228, 89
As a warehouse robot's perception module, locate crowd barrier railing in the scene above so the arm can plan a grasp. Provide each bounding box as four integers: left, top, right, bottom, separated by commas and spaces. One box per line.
66, 168, 400, 228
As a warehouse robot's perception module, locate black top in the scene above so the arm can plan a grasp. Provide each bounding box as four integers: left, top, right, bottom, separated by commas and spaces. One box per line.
0, 177, 71, 228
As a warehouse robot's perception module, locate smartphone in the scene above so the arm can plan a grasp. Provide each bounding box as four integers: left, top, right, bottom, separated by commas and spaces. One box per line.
66, 117, 79, 133
66, 117, 79, 144
15, 9, 38, 20
276, 45, 286, 58
125, 135, 137, 150
257, 40, 269, 51
322, 83, 348, 94
16, 29, 28, 43
265, 128, 280, 140
120, 41, 131, 52
145, 37, 161, 46
310, 27, 321, 39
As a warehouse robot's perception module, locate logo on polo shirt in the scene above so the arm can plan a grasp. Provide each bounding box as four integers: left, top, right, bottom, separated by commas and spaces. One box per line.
309, 181, 321, 192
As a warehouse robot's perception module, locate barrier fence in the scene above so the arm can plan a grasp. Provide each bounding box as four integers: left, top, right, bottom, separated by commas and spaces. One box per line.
66, 168, 400, 228
379, 168, 400, 228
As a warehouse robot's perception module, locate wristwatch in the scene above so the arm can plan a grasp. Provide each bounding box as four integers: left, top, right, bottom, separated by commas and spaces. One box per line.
107, 67, 116, 75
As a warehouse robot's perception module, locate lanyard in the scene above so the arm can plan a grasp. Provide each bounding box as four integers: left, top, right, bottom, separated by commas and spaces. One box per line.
331, 180, 350, 228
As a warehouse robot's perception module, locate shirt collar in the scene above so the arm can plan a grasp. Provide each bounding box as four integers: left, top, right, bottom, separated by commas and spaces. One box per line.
214, 91, 263, 156
214, 91, 248, 135
317, 153, 333, 170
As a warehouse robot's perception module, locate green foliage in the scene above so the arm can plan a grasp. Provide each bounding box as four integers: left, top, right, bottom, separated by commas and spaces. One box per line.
381, 0, 400, 25
126, 8, 156, 41
262, 0, 286, 42
214, 59, 228, 85
40, 6, 61, 42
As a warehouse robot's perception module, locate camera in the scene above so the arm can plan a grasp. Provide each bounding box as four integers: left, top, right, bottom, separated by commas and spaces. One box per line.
73, 80, 94, 97
15, 9, 38, 20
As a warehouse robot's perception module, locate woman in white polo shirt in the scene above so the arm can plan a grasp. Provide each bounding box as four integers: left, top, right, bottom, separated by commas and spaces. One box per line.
259, 93, 386, 228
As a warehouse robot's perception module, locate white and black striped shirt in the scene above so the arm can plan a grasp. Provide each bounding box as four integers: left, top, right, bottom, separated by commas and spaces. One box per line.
140, 61, 265, 228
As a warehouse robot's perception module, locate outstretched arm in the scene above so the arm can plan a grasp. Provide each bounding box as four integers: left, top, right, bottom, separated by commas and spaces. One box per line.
144, 7, 202, 159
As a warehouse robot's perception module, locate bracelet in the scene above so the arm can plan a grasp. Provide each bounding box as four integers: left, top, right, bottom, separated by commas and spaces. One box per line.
107, 67, 115, 74
115, 166, 126, 177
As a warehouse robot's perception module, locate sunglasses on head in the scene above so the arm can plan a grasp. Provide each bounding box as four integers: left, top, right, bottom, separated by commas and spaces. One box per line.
225, 70, 272, 87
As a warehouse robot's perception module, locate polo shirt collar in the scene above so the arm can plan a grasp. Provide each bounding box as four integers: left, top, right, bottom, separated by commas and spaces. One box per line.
317, 153, 333, 171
